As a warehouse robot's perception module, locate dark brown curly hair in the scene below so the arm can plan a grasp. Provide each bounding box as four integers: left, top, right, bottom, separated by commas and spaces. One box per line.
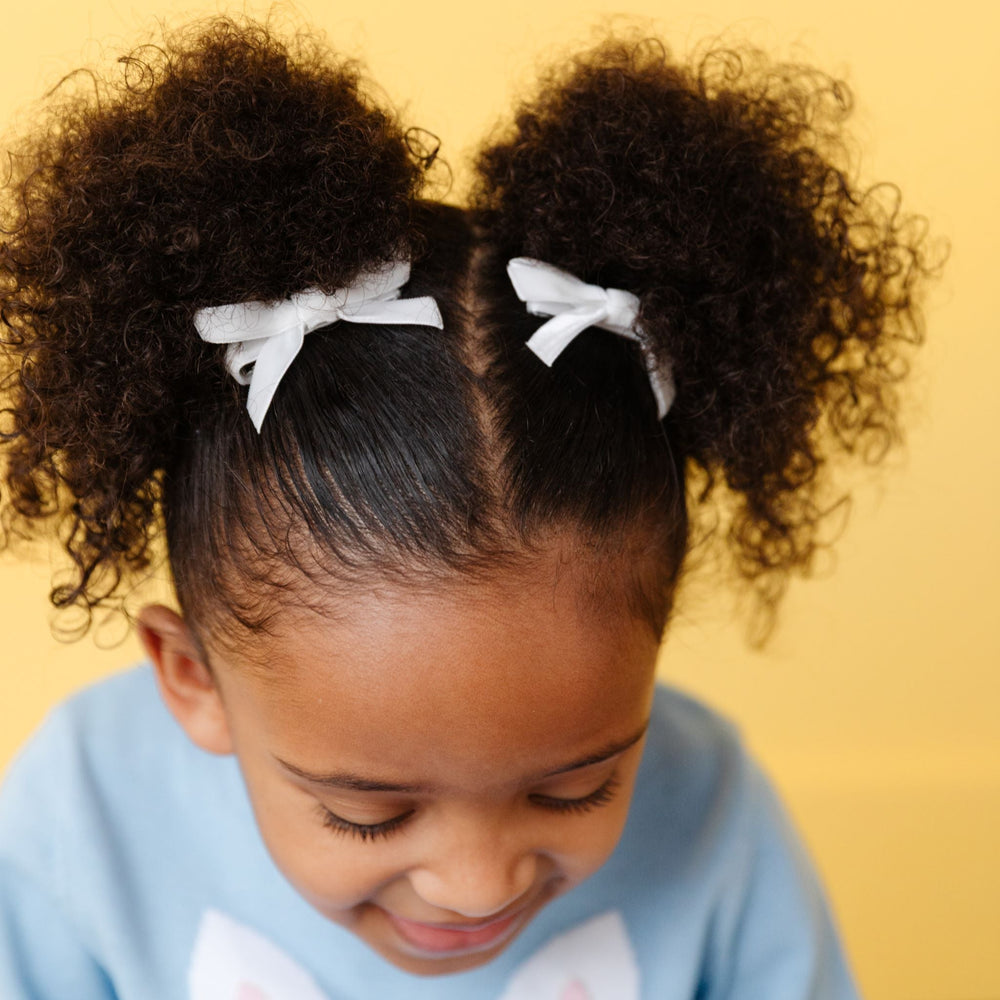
0, 18, 935, 646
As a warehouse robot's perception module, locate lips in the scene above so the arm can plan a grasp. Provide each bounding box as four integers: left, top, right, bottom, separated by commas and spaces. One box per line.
384, 906, 527, 955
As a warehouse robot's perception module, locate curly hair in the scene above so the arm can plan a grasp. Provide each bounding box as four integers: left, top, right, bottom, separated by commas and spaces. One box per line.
0, 18, 935, 645
473, 40, 930, 615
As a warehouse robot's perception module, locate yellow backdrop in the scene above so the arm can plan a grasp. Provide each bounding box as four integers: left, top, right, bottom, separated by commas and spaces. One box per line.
1, 2, 996, 998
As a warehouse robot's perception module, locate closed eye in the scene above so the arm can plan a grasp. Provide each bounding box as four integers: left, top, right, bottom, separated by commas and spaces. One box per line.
529, 773, 620, 815
317, 773, 621, 843
317, 805, 415, 842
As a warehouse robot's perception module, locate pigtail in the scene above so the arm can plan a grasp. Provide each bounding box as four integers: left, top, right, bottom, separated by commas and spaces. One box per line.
0, 18, 426, 627
473, 37, 934, 622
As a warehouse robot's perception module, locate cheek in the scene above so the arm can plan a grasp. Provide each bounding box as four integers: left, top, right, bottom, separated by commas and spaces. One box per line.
281, 850, 395, 923
237, 763, 403, 913
559, 800, 633, 882
545, 773, 643, 886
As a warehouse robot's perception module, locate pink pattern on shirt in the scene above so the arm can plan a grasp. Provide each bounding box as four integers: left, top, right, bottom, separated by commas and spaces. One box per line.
235, 984, 270, 1000
560, 980, 592, 1000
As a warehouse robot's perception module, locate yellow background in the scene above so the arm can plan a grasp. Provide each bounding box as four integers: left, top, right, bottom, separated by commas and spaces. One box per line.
0, 1, 996, 997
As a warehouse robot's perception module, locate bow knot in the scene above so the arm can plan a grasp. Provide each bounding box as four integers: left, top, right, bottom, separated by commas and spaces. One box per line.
194, 260, 443, 431
506, 257, 675, 419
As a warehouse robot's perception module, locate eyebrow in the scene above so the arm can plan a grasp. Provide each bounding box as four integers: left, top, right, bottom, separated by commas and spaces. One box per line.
275, 720, 650, 795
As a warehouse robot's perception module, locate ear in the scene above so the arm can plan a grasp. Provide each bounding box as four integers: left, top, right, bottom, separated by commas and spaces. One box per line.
137, 604, 233, 756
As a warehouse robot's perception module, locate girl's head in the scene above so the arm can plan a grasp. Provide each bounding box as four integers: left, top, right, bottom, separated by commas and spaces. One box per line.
0, 17, 930, 974
141, 545, 659, 974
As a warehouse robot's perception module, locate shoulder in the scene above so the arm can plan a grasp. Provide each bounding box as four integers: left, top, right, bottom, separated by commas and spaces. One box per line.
1, 665, 173, 797
0, 664, 195, 876
614, 682, 782, 900
616, 685, 860, 996
645, 682, 744, 759
561, 685, 857, 997
637, 682, 752, 824
641, 684, 806, 862
0, 664, 255, 974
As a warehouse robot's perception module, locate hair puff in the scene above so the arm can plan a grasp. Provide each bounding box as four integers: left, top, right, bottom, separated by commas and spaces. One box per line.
0, 17, 427, 625
473, 37, 935, 616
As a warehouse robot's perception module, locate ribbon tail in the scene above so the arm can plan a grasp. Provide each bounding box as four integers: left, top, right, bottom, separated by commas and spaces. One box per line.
507, 257, 604, 307
525, 308, 604, 366
641, 348, 676, 420
244, 325, 306, 432
345, 296, 444, 330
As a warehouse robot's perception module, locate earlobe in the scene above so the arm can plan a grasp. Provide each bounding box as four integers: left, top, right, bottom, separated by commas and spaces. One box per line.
137, 604, 234, 756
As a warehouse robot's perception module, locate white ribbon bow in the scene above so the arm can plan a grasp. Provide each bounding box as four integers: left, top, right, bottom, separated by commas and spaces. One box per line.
506, 257, 675, 419
193, 260, 444, 431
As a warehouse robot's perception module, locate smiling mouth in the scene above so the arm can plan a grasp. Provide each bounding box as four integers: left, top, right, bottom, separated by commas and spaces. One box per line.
384, 906, 530, 956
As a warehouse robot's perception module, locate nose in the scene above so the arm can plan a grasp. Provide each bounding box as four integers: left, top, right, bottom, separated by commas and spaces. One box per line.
407, 822, 540, 919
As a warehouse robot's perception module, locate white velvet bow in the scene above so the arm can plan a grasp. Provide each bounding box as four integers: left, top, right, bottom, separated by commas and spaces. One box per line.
193, 260, 444, 431
506, 257, 675, 419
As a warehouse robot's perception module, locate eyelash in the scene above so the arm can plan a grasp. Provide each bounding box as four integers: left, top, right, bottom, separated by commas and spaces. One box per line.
529, 774, 620, 815
318, 774, 621, 843
319, 807, 415, 843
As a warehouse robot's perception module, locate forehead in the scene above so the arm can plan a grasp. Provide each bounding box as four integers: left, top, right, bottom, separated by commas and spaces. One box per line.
212, 552, 660, 784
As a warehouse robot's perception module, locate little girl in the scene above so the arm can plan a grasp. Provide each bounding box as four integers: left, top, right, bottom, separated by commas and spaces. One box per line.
0, 17, 931, 999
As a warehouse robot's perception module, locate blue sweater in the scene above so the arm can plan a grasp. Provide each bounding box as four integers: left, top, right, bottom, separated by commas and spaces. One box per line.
0, 666, 860, 999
